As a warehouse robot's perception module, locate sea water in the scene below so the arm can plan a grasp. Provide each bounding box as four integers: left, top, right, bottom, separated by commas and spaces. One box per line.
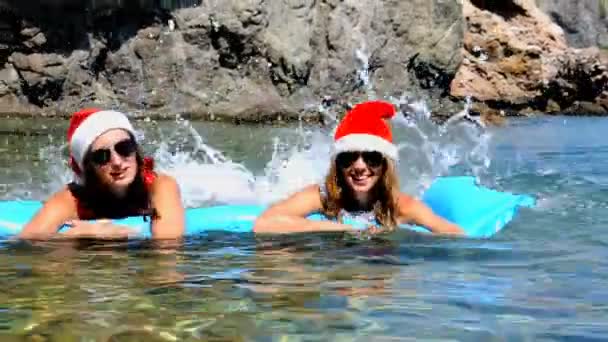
0, 110, 607, 340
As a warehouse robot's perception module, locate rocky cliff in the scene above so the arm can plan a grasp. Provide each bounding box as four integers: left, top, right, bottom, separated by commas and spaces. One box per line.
2, 0, 608, 122
0, 0, 463, 122
536, 0, 608, 48
452, 0, 608, 117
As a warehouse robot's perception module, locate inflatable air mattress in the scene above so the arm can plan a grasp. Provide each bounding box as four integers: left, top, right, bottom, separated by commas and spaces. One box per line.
0, 177, 535, 239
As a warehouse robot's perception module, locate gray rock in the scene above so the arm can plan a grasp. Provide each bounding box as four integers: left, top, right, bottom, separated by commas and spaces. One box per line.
535, 0, 608, 48
0, 0, 464, 121
0, 64, 19, 97
452, 0, 608, 118
23, 32, 48, 49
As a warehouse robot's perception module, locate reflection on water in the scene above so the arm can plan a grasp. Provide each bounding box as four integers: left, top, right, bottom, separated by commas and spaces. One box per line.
0, 235, 412, 340
1, 116, 608, 339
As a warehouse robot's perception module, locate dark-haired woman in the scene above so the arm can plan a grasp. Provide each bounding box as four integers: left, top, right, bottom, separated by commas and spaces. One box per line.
19, 108, 184, 240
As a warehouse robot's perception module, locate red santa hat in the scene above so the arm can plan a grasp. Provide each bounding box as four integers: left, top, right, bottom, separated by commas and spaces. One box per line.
332, 100, 398, 160
67, 108, 137, 177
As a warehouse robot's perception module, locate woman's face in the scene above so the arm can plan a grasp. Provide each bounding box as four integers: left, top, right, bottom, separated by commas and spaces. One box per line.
88, 129, 138, 195
336, 151, 385, 195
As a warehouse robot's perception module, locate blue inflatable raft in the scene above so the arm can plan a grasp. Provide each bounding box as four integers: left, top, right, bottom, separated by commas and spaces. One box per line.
0, 177, 535, 239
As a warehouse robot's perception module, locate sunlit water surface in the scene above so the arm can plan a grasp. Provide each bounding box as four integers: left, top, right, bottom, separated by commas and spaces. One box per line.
0, 113, 607, 341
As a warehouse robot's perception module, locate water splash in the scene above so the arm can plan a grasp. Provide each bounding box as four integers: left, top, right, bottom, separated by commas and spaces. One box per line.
252, 130, 332, 204
356, 48, 376, 99
149, 116, 257, 207
153, 0, 490, 205
149, 118, 332, 207
1, 103, 491, 207
140, 97, 491, 207
1, 21, 492, 208
384, 95, 491, 195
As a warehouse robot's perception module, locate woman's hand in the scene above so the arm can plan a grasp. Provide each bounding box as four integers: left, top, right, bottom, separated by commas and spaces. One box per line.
348, 225, 388, 239
60, 220, 140, 240
399, 195, 465, 236
254, 185, 356, 234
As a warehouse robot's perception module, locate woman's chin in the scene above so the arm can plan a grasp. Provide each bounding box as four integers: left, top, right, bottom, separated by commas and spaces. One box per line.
106, 179, 133, 195
349, 182, 374, 194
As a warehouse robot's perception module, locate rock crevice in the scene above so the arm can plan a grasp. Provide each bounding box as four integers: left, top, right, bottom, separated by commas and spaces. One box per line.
0, 0, 463, 121
3, 0, 608, 120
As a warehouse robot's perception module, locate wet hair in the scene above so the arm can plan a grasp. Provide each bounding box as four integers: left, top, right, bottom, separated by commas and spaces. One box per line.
321, 156, 401, 230
68, 135, 155, 220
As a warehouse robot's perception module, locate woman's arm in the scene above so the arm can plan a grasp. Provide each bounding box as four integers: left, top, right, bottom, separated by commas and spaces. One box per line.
20, 175, 185, 241
66, 175, 185, 240
59, 220, 140, 240
398, 194, 465, 236
148, 174, 185, 240
253, 185, 356, 234
20, 188, 139, 241
19, 188, 79, 240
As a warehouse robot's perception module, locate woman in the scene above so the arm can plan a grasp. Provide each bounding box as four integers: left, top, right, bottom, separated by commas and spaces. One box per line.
19, 108, 185, 240
253, 100, 465, 236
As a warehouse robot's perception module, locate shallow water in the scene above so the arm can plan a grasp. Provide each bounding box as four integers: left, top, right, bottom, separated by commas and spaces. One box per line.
0, 114, 607, 340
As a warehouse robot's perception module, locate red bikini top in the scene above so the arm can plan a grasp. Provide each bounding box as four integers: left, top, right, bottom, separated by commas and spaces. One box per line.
75, 157, 157, 219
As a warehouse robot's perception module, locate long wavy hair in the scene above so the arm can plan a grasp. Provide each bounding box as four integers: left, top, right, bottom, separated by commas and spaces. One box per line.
68, 137, 154, 219
320, 156, 401, 230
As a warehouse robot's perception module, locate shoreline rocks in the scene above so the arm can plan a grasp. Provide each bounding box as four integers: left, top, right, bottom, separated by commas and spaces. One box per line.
452, 0, 608, 118
1, 0, 608, 123
0, 0, 464, 123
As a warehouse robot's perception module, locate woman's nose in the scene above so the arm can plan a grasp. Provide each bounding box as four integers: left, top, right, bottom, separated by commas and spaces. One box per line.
352, 156, 367, 169
109, 150, 123, 165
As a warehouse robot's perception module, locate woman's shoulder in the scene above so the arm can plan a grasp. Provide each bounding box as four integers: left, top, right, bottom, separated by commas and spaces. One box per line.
278, 184, 323, 207
279, 184, 323, 202
55, 185, 79, 202
396, 192, 421, 217
303, 183, 322, 193
298, 184, 324, 201
397, 192, 415, 204
261, 183, 323, 216
44, 186, 79, 213
150, 173, 180, 191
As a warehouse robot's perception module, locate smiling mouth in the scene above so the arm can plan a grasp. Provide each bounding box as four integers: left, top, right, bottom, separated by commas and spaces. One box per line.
351, 174, 371, 183
110, 169, 128, 179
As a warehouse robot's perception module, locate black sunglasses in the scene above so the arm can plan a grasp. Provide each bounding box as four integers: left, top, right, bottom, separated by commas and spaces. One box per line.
335, 151, 385, 169
89, 138, 137, 166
